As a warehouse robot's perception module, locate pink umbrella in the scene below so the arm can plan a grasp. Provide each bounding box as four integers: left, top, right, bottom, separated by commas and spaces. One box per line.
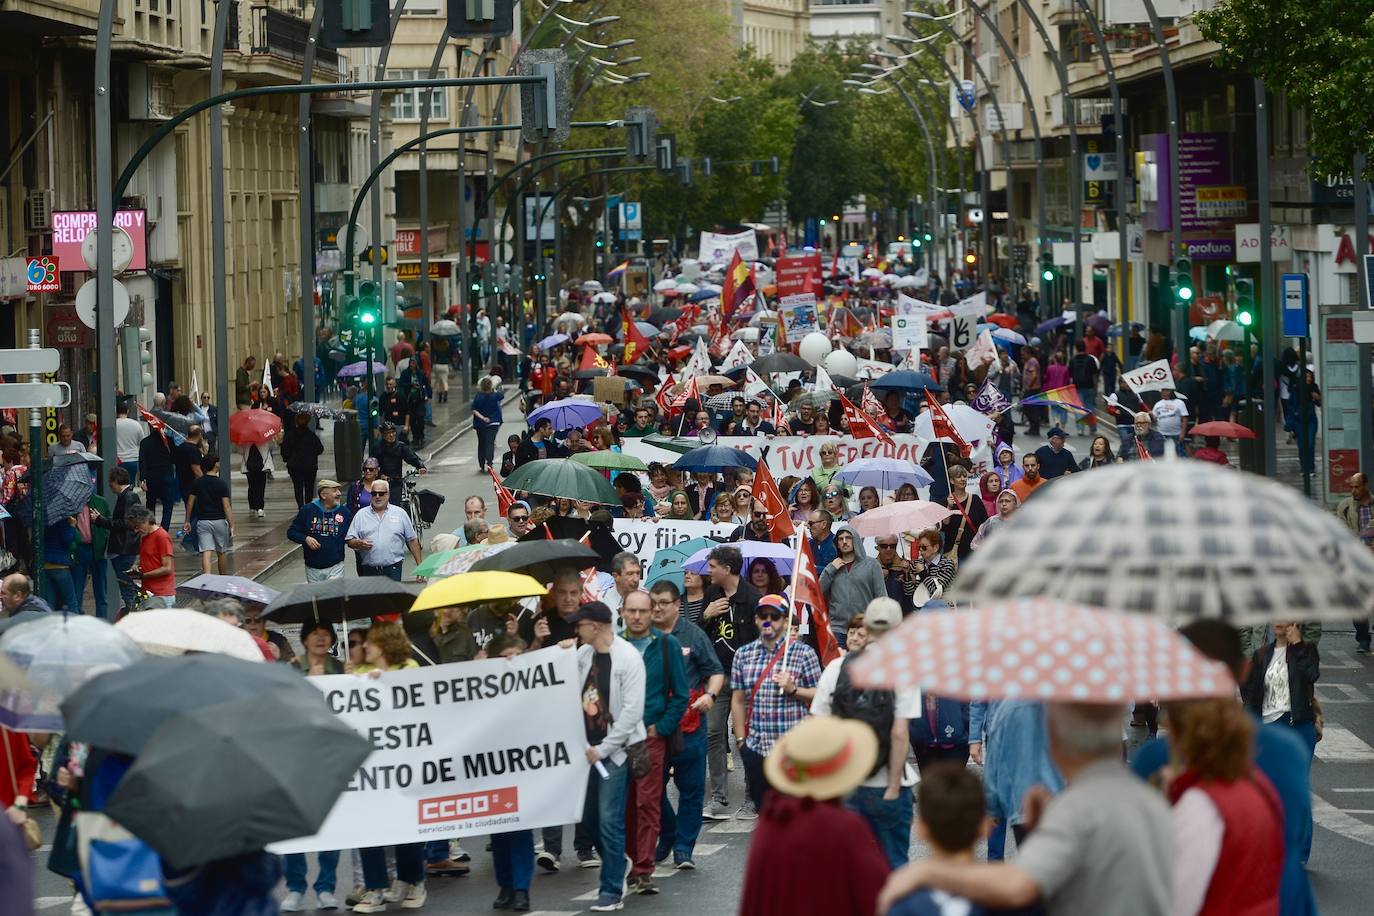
850, 598, 1235, 703
848, 500, 955, 538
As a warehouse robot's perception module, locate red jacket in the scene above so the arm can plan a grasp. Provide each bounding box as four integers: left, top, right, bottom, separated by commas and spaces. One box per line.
1, 729, 36, 808
1169, 768, 1283, 916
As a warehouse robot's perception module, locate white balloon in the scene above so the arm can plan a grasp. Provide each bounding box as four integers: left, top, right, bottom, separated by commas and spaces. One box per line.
799, 332, 833, 366
823, 348, 858, 378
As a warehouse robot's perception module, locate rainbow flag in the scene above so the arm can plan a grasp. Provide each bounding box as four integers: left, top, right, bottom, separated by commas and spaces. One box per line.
1018, 385, 1093, 417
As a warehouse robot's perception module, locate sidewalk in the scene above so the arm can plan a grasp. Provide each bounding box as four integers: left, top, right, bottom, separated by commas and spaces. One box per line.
163, 383, 522, 585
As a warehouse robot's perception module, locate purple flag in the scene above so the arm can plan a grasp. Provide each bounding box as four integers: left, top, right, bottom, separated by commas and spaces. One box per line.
971, 380, 1011, 417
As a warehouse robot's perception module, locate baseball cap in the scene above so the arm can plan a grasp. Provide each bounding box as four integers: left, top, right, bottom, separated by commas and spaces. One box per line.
568, 601, 612, 625
1046, 427, 1068, 440
863, 597, 902, 635
756, 594, 790, 618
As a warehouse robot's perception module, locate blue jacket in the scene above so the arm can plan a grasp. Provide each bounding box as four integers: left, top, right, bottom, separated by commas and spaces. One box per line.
630, 630, 690, 737
970, 700, 1065, 825
287, 500, 352, 569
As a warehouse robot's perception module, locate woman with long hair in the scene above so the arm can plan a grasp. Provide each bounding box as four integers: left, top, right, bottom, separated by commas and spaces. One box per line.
1079, 435, 1116, 470
1163, 698, 1283, 915
747, 558, 785, 596
857, 486, 880, 514
894, 482, 919, 503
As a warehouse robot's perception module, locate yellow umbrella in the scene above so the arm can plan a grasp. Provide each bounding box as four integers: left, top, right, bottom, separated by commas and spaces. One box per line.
410, 571, 547, 613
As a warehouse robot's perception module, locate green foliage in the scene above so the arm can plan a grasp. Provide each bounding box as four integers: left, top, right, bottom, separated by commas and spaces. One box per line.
1196, 0, 1374, 178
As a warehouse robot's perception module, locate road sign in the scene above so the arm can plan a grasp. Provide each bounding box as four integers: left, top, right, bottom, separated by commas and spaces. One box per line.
1281, 273, 1309, 338
75, 277, 130, 330
0, 382, 71, 409
0, 348, 60, 374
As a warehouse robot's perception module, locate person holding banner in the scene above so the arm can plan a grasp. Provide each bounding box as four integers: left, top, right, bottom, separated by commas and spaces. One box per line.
484, 634, 537, 912
571, 601, 646, 913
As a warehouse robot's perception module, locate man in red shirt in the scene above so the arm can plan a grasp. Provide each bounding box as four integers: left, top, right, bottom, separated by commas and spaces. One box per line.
128, 505, 176, 609
1082, 325, 1107, 358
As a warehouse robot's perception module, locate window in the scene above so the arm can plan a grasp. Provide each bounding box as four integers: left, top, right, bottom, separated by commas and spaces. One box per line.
386, 69, 449, 122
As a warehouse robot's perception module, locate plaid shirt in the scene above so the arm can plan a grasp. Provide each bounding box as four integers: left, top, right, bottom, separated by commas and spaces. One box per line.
730, 638, 821, 754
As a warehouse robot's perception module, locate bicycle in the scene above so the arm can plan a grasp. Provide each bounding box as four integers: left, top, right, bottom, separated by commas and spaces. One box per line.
400, 472, 427, 536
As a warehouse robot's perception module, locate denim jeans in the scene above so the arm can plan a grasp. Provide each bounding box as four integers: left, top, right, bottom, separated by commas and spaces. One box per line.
71, 543, 109, 620
476, 426, 500, 470
121, 461, 139, 486
360, 843, 423, 890
582, 757, 630, 899
491, 831, 534, 891
42, 566, 77, 613
1265, 718, 1317, 864
740, 745, 769, 813
706, 685, 734, 805
110, 555, 139, 615
360, 561, 403, 581
283, 849, 340, 895
658, 725, 708, 862
847, 785, 913, 868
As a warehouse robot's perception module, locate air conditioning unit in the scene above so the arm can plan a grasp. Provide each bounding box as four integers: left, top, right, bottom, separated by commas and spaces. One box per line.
25, 189, 53, 230
127, 63, 176, 121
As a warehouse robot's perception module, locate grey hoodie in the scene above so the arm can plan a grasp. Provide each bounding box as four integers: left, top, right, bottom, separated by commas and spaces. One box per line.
817, 524, 887, 635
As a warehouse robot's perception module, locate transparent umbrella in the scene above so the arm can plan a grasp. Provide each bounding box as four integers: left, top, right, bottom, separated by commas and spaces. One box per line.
0, 614, 144, 731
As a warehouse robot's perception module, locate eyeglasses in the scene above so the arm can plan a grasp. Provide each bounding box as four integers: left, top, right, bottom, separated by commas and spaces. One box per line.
510, 514, 529, 522
876, 543, 897, 550
807, 520, 828, 528
371, 489, 389, 496
756, 612, 784, 621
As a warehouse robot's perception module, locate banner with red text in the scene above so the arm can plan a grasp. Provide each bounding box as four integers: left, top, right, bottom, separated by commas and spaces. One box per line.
270, 649, 587, 853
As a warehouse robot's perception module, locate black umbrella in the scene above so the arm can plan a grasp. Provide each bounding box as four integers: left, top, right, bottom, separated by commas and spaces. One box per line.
573, 367, 610, 379
60, 654, 313, 756
105, 691, 371, 869
615, 364, 660, 386
751, 352, 810, 374
648, 307, 683, 325
469, 538, 601, 583
261, 578, 421, 625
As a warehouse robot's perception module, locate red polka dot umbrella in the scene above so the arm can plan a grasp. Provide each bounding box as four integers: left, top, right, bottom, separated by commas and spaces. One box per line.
849, 598, 1234, 703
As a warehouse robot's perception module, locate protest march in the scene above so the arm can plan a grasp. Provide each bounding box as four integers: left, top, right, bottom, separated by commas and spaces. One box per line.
3, 235, 1372, 916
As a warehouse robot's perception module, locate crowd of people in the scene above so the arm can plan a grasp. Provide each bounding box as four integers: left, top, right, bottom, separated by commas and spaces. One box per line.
0, 251, 1360, 916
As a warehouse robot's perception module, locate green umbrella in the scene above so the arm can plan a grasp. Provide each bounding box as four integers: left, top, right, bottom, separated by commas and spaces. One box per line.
571, 449, 649, 472
502, 458, 620, 504
640, 434, 701, 455
414, 542, 493, 579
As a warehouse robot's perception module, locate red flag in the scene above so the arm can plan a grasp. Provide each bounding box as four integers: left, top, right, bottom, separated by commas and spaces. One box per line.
791, 533, 841, 666
839, 391, 895, 446
750, 460, 795, 541
720, 249, 756, 322
577, 531, 601, 603
669, 375, 700, 411
621, 306, 654, 365
579, 345, 611, 372
861, 384, 892, 429
1136, 438, 1154, 462
655, 372, 678, 416
489, 466, 515, 517
924, 391, 972, 458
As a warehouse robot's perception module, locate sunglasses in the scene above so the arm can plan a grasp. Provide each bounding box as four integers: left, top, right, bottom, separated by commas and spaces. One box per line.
752, 511, 768, 518
756, 612, 784, 621
824, 491, 842, 499
371, 489, 389, 496
876, 543, 897, 549
807, 520, 828, 527
510, 514, 529, 522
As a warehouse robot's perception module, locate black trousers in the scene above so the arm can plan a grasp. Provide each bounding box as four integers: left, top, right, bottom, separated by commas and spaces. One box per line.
288, 467, 315, 508
246, 470, 268, 511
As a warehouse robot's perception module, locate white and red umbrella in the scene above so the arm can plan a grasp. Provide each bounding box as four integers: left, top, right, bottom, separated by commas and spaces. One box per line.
851, 598, 1234, 703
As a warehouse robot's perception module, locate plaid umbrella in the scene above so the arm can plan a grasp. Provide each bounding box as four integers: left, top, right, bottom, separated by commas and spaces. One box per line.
43, 461, 96, 524
850, 598, 1234, 703
952, 461, 1374, 624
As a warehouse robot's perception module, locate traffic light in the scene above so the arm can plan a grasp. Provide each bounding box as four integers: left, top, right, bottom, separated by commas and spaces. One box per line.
1234, 277, 1255, 329
120, 325, 153, 394
1173, 256, 1194, 303
923, 231, 933, 243
595, 238, 605, 249
964, 251, 977, 266
1040, 251, 1055, 283
356, 280, 381, 330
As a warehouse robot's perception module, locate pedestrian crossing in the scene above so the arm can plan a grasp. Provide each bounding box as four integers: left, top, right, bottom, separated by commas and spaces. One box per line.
1315, 725, 1374, 763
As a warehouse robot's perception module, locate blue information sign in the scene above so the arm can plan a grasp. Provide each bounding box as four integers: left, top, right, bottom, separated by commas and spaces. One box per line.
1281, 272, 1309, 338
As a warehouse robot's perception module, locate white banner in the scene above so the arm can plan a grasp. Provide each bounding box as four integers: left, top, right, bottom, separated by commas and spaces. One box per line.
682, 338, 712, 378
778, 293, 819, 343
613, 518, 739, 569
698, 230, 758, 264
856, 357, 896, 379
891, 315, 928, 351
1121, 358, 1175, 395
894, 293, 943, 317
271, 650, 588, 853
965, 328, 997, 368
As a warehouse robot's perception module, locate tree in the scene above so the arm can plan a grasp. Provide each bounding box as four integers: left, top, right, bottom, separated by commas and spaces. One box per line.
1196, 0, 1374, 179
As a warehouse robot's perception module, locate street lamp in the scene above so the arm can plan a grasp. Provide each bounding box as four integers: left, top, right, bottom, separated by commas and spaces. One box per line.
574, 36, 635, 50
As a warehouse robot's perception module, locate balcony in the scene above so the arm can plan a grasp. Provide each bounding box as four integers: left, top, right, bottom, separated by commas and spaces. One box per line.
225, 2, 341, 80
1044, 0, 1081, 26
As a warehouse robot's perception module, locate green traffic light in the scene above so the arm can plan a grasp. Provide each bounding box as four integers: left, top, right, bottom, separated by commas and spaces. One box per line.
1178, 286, 1193, 301
924, 232, 932, 242
359, 311, 377, 325
1237, 311, 1253, 327
913, 239, 922, 248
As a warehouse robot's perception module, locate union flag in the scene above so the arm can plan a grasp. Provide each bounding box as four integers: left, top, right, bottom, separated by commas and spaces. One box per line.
839, 391, 894, 446
750, 460, 795, 541
489, 466, 515, 517
861, 384, 892, 429
924, 390, 972, 458
579, 345, 611, 372
791, 533, 841, 666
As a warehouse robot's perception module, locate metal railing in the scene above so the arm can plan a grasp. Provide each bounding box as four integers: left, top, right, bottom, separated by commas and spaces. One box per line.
250, 5, 340, 70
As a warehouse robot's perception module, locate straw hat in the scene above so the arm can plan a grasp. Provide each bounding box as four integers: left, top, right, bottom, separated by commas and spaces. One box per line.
764, 716, 878, 801
483, 524, 510, 544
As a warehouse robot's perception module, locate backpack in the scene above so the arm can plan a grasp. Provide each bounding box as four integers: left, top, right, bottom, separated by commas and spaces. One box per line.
1070, 353, 1099, 388
830, 653, 895, 777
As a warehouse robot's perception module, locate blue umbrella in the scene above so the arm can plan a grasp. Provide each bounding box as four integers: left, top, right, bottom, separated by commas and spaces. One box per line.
1035, 316, 1068, 336
538, 332, 570, 350
672, 445, 758, 473
868, 370, 944, 393
689, 288, 719, 303
837, 458, 934, 491
527, 397, 605, 431
684, 542, 795, 576
644, 537, 720, 590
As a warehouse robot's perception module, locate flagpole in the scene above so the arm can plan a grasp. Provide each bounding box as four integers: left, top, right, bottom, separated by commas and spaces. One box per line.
780, 528, 807, 673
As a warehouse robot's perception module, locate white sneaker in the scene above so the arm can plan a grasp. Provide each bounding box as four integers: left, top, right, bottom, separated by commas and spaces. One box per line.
383, 880, 405, 903
280, 891, 305, 912
400, 883, 427, 909
318, 891, 340, 911
352, 891, 387, 913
